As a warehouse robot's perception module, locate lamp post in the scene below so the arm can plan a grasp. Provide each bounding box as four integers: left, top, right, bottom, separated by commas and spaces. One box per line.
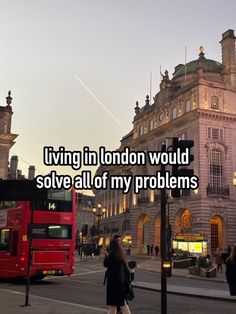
166, 193, 172, 261
93, 203, 106, 250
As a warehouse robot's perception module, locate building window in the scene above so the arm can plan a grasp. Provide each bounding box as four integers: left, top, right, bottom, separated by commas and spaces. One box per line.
211, 96, 219, 110
211, 223, 219, 250
209, 149, 223, 189
159, 139, 166, 150
185, 100, 191, 112
178, 132, 186, 140
139, 124, 144, 136
149, 119, 154, 131
159, 111, 164, 121
208, 128, 223, 140
172, 107, 177, 119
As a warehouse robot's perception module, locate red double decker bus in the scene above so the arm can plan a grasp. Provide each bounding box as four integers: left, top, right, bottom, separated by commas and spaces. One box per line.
0, 188, 76, 279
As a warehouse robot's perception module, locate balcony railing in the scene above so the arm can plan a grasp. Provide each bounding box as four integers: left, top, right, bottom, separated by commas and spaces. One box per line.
207, 184, 230, 197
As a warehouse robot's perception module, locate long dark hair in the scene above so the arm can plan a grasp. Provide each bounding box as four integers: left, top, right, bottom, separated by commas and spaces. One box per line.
109, 239, 125, 262
228, 245, 236, 263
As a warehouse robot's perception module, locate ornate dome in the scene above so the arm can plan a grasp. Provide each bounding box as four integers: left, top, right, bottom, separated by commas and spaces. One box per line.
172, 47, 223, 80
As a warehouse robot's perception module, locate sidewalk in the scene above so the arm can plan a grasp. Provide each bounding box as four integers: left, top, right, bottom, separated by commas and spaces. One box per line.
132, 256, 236, 302
133, 281, 236, 303
136, 256, 226, 283
0, 288, 106, 314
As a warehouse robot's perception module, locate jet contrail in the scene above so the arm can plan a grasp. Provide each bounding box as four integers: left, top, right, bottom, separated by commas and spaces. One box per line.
75, 75, 128, 133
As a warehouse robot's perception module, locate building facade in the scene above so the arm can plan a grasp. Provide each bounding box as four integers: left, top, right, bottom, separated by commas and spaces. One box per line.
95, 29, 236, 255
0, 91, 18, 179
76, 193, 95, 242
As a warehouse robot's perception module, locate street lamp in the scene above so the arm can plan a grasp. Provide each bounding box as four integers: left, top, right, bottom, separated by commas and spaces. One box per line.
93, 203, 106, 248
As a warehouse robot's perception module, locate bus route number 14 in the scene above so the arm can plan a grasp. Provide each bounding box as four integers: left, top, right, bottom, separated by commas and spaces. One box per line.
48, 202, 57, 211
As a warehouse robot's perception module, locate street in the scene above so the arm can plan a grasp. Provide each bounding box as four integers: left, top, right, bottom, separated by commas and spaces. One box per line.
0, 256, 236, 314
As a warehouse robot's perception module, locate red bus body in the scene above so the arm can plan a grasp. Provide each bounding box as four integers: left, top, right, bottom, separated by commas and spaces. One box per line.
0, 189, 76, 279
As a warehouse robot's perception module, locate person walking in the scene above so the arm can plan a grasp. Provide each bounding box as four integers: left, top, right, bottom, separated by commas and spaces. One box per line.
215, 248, 223, 273
226, 245, 236, 296
150, 244, 154, 256
147, 244, 150, 255
155, 245, 159, 257
104, 239, 132, 314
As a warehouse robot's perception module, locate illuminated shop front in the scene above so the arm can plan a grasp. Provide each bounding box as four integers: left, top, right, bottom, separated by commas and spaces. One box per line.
122, 235, 132, 246
172, 234, 207, 256
173, 209, 207, 256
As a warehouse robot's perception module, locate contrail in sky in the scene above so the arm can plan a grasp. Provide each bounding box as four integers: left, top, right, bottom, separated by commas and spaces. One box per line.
75, 75, 128, 133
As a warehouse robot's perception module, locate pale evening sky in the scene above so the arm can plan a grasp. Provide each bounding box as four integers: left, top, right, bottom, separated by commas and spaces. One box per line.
0, 0, 235, 183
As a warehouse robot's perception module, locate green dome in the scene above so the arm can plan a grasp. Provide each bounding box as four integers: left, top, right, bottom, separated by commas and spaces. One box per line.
172, 51, 223, 80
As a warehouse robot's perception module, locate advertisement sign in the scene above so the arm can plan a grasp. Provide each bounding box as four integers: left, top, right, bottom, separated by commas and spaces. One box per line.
189, 242, 202, 253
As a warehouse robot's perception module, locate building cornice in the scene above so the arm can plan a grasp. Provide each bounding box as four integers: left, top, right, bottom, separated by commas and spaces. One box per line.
132, 109, 199, 146
0, 132, 18, 142
197, 109, 236, 122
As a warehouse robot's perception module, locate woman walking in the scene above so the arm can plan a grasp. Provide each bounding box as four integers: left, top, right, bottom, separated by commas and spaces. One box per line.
226, 245, 236, 296
104, 239, 132, 314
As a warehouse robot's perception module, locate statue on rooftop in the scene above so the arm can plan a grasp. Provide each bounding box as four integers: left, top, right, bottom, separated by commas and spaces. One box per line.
6, 90, 12, 106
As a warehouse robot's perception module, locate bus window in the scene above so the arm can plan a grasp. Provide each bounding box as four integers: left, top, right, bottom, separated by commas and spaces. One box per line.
48, 225, 71, 239
11, 231, 18, 256
0, 229, 10, 252
35, 189, 72, 212
32, 224, 72, 239
0, 201, 16, 209
48, 189, 72, 201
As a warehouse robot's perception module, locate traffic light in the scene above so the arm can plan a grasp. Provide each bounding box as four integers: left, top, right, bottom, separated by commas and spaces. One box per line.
163, 260, 172, 277
90, 225, 97, 237
82, 224, 88, 237
171, 137, 194, 198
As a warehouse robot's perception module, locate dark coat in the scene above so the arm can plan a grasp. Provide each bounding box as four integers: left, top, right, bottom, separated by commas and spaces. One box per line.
104, 254, 129, 306
226, 258, 236, 296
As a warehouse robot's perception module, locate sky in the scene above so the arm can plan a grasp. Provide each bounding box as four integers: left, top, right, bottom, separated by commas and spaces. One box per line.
0, 0, 236, 186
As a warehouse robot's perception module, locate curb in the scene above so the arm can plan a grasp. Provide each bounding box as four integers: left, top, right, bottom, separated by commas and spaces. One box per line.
132, 284, 236, 303
137, 265, 226, 284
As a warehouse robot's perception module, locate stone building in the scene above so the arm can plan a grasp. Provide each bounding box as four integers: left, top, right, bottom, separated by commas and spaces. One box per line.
94, 29, 236, 255
76, 193, 95, 241
0, 91, 18, 179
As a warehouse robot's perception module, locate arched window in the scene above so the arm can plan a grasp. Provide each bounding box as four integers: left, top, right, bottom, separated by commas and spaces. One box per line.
139, 124, 144, 136
172, 107, 177, 119
210, 149, 223, 189
211, 96, 219, 110
149, 119, 154, 131
185, 99, 191, 112
181, 209, 192, 229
